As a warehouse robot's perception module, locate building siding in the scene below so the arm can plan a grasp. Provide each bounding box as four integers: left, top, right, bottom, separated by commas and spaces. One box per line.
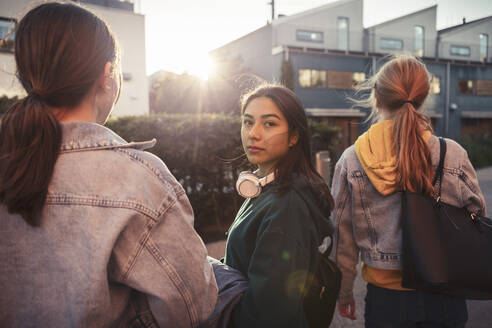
0, 0, 148, 117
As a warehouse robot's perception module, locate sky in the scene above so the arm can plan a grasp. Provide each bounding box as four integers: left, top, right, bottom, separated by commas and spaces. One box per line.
139, 0, 492, 77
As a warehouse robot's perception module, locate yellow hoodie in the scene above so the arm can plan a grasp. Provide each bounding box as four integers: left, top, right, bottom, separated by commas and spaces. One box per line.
354, 120, 430, 290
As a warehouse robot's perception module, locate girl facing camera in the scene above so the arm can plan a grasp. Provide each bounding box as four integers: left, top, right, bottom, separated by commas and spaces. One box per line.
223, 84, 337, 328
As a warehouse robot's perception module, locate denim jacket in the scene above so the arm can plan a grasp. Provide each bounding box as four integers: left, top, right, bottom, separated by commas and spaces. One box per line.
330, 135, 486, 304
0, 122, 217, 327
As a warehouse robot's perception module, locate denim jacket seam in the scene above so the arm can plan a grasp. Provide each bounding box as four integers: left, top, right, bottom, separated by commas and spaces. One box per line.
458, 168, 477, 195
120, 226, 154, 282
117, 197, 179, 282
144, 237, 199, 327
333, 176, 350, 265
352, 171, 377, 247
45, 194, 160, 221
116, 148, 181, 195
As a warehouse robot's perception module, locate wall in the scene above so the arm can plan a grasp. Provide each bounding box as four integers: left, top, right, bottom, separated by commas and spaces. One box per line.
0, 0, 148, 116
367, 6, 437, 58
439, 19, 492, 62
273, 0, 364, 52
210, 25, 274, 82
85, 4, 149, 117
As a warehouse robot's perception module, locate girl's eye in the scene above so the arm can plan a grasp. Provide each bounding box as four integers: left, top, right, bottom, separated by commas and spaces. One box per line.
243, 120, 253, 127
265, 121, 276, 127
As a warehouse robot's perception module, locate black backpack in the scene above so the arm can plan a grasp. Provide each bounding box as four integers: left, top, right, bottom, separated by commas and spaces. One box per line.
303, 231, 342, 328
293, 186, 342, 327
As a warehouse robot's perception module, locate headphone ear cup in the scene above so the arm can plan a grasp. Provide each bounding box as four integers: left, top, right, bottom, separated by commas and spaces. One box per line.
236, 172, 261, 198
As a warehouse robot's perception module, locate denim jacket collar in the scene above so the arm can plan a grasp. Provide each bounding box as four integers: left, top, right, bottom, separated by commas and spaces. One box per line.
60, 121, 156, 153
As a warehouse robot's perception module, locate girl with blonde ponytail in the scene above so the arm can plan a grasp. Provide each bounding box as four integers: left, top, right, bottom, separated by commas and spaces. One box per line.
331, 55, 486, 327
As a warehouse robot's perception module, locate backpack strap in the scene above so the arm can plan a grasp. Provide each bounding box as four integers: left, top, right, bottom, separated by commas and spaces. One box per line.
432, 137, 447, 198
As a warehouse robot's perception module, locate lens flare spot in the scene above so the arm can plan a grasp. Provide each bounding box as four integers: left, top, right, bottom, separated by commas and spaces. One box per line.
281, 250, 291, 261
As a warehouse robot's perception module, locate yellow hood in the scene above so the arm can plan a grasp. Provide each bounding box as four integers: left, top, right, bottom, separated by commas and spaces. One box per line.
354, 120, 430, 196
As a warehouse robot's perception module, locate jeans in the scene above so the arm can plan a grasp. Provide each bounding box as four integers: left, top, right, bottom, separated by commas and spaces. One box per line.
364, 283, 467, 328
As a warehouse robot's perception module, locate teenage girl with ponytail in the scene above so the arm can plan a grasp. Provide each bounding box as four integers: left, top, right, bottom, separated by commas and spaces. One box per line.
0, 3, 216, 326
331, 55, 486, 327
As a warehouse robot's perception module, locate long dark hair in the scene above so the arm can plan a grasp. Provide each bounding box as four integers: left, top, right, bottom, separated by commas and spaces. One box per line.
0, 3, 119, 226
241, 84, 334, 212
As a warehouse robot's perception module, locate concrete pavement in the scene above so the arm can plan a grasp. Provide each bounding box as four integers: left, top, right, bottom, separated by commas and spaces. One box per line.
205, 166, 492, 327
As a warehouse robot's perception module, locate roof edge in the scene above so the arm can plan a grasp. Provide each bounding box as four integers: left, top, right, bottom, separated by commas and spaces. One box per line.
366, 5, 437, 29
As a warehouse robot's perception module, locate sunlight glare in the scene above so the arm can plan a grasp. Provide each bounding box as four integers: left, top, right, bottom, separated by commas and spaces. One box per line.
185, 54, 216, 81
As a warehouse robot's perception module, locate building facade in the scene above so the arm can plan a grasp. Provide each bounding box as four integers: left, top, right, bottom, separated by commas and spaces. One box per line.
0, 0, 148, 117
211, 0, 492, 150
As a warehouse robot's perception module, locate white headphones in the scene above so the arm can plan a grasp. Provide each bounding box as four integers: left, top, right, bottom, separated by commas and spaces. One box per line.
236, 171, 275, 198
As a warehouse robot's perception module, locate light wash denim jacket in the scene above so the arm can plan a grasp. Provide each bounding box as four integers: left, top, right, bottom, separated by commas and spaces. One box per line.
330, 136, 487, 304
0, 122, 217, 327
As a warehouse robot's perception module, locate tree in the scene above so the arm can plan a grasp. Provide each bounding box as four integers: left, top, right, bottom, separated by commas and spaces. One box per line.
280, 59, 295, 91
0, 95, 19, 116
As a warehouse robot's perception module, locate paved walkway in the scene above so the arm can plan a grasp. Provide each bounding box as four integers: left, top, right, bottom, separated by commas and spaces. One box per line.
205, 166, 492, 327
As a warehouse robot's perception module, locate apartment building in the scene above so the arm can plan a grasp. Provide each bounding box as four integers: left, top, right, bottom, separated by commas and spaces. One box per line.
211, 0, 492, 148
0, 0, 148, 117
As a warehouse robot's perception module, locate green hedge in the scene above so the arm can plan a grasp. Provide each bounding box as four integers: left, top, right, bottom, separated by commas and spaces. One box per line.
0, 95, 18, 116
461, 134, 492, 169
107, 114, 339, 241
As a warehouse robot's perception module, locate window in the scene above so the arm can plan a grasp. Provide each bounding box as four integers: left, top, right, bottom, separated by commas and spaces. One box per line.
298, 69, 326, 88
480, 34, 488, 62
0, 18, 15, 52
476, 80, 492, 95
296, 30, 323, 43
352, 72, 366, 86
459, 80, 474, 94
380, 38, 403, 50
414, 26, 424, 57
458, 79, 492, 95
299, 69, 365, 89
450, 45, 470, 57
337, 17, 349, 51
430, 76, 440, 94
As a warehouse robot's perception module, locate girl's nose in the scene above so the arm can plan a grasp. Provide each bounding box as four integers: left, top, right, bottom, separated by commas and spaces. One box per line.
248, 123, 261, 139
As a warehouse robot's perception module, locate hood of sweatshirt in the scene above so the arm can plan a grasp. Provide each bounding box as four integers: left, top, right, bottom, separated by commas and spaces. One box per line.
354, 120, 430, 196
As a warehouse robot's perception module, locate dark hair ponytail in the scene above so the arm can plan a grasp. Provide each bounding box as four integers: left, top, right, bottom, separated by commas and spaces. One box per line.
0, 96, 61, 225
0, 3, 118, 225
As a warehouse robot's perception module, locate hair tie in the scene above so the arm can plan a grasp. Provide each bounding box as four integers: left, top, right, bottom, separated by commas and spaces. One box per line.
28, 89, 44, 101
402, 100, 417, 107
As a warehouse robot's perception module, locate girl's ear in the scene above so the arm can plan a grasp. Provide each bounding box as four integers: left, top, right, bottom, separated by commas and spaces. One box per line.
97, 62, 113, 91
288, 130, 299, 148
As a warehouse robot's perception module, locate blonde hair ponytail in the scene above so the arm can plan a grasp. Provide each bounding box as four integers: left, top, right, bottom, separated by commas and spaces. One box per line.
355, 55, 434, 194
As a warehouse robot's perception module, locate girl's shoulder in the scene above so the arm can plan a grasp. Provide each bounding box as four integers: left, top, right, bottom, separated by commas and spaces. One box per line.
259, 185, 329, 235
428, 135, 468, 168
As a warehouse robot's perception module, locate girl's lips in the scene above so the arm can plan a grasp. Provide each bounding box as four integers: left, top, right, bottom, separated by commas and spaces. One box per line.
248, 146, 264, 153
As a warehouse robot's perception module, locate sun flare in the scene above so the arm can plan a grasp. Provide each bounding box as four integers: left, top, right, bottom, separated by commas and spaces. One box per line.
162, 52, 216, 81
186, 55, 216, 81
